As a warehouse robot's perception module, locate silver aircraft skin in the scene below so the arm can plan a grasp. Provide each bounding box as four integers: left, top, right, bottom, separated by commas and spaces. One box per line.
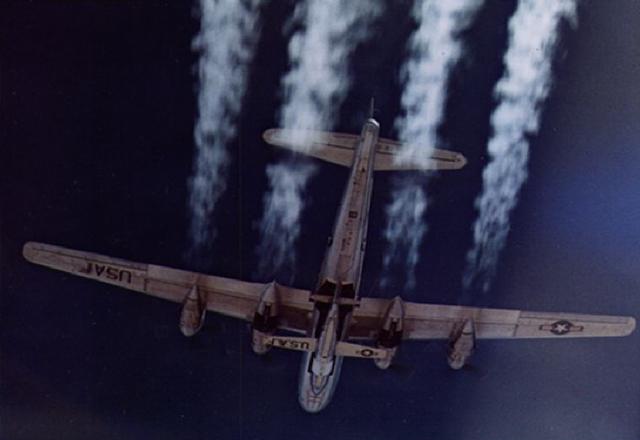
22, 110, 635, 413
297, 118, 379, 412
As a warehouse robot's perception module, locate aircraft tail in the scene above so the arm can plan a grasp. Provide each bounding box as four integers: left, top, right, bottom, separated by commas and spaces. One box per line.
263, 128, 466, 171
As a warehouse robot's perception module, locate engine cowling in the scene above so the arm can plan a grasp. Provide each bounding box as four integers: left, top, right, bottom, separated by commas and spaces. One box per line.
251, 282, 280, 355
447, 318, 475, 370
179, 285, 207, 337
375, 296, 404, 369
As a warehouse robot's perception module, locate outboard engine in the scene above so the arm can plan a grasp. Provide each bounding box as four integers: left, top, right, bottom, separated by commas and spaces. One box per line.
447, 318, 475, 370
179, 285, 207, 337
251, 282, 280, 354
375, 296, 404, 369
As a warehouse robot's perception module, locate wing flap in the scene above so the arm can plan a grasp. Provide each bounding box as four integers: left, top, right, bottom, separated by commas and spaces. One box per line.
23, 242, 312, 332
145, 264, 265, 320
351, 297, 635, 340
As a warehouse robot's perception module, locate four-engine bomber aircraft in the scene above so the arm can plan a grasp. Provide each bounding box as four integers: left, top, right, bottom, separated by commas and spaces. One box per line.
24, 116, 635, 412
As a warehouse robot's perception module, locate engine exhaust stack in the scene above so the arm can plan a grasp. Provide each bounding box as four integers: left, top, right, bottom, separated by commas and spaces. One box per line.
251, 282, 280, 354
375, 296, 404, 369
179, 285, 207, 337
448, 318, 475, 370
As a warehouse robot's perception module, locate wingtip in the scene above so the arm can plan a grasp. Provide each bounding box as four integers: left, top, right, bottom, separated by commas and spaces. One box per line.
626, 316, 636, 336
262, 128, 277, 145
457, 153, 467, 169
22, 241, 39, 263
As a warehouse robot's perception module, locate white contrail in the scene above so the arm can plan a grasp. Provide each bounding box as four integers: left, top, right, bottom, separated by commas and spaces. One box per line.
257, 0, 381, 278
382, 179, 428, 291
187, 0, 263, 259
463, 0, 577, 292
257, 162, 316, 279
394, 0, 484, 166
383, 0, 483, 292
279, 0, 382, 149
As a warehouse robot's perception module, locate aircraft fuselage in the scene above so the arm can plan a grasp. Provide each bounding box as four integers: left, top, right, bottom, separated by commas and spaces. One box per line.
298, 118, 379, 412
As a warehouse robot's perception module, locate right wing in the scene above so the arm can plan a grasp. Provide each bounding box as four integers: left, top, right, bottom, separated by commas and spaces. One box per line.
262, 128, 466, 171
374, 137, 466, 170
350, 297, 635, 340
23, 242, 313, 334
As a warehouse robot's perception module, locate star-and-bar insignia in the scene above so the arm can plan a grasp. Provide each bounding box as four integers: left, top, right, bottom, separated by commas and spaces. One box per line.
539, 320, 584, 335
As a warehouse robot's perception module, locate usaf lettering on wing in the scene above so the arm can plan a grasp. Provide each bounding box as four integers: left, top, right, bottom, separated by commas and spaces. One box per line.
79, 261, 132, 284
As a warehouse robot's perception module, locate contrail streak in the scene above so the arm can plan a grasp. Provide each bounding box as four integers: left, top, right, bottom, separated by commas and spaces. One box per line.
463, 0, 577, 293
187, 0, 263, 260
394, 0, 484, 166
382, 178, 428, 292
383, 0, 483, 292
257, 162, 316, 279
257, 0, 380, 278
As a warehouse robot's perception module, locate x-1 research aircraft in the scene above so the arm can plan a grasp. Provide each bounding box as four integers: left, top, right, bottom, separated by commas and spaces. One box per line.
24, 115, 635, 413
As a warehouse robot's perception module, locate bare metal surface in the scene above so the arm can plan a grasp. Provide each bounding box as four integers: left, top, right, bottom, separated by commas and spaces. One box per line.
23, 117, 635, 413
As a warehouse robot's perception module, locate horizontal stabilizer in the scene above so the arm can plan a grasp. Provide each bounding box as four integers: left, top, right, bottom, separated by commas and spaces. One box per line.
263, 129, 466, 171
335, 341, 390, 360
264, 335, 317, 352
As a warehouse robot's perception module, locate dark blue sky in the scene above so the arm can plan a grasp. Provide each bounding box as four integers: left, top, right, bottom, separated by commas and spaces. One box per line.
2, 1, 640, 439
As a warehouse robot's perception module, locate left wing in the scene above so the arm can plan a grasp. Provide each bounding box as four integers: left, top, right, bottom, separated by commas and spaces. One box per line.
262, 128, 358, 167
23, 242, 312, 334
350, 297, 635, 340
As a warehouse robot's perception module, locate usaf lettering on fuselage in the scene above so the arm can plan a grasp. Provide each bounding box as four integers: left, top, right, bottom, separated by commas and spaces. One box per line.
269, 337, 310, 351
79, 261, 132, 284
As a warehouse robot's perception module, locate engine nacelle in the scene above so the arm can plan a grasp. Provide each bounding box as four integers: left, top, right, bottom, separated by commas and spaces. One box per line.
375, 296, 404, 370
179, 285, 207, 337
447, 319, 475, 370
251, 282, 280, 355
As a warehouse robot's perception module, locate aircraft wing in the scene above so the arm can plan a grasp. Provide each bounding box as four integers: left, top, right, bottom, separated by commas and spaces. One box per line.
350, 297, 635, 339
262, 128, 358, 167
262, 128, 466, 171
374, 137, 466, 171
22, 242, 312, 334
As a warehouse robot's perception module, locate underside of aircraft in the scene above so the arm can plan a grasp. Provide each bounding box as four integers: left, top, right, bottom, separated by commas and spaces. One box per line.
23, 116, 635, 412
